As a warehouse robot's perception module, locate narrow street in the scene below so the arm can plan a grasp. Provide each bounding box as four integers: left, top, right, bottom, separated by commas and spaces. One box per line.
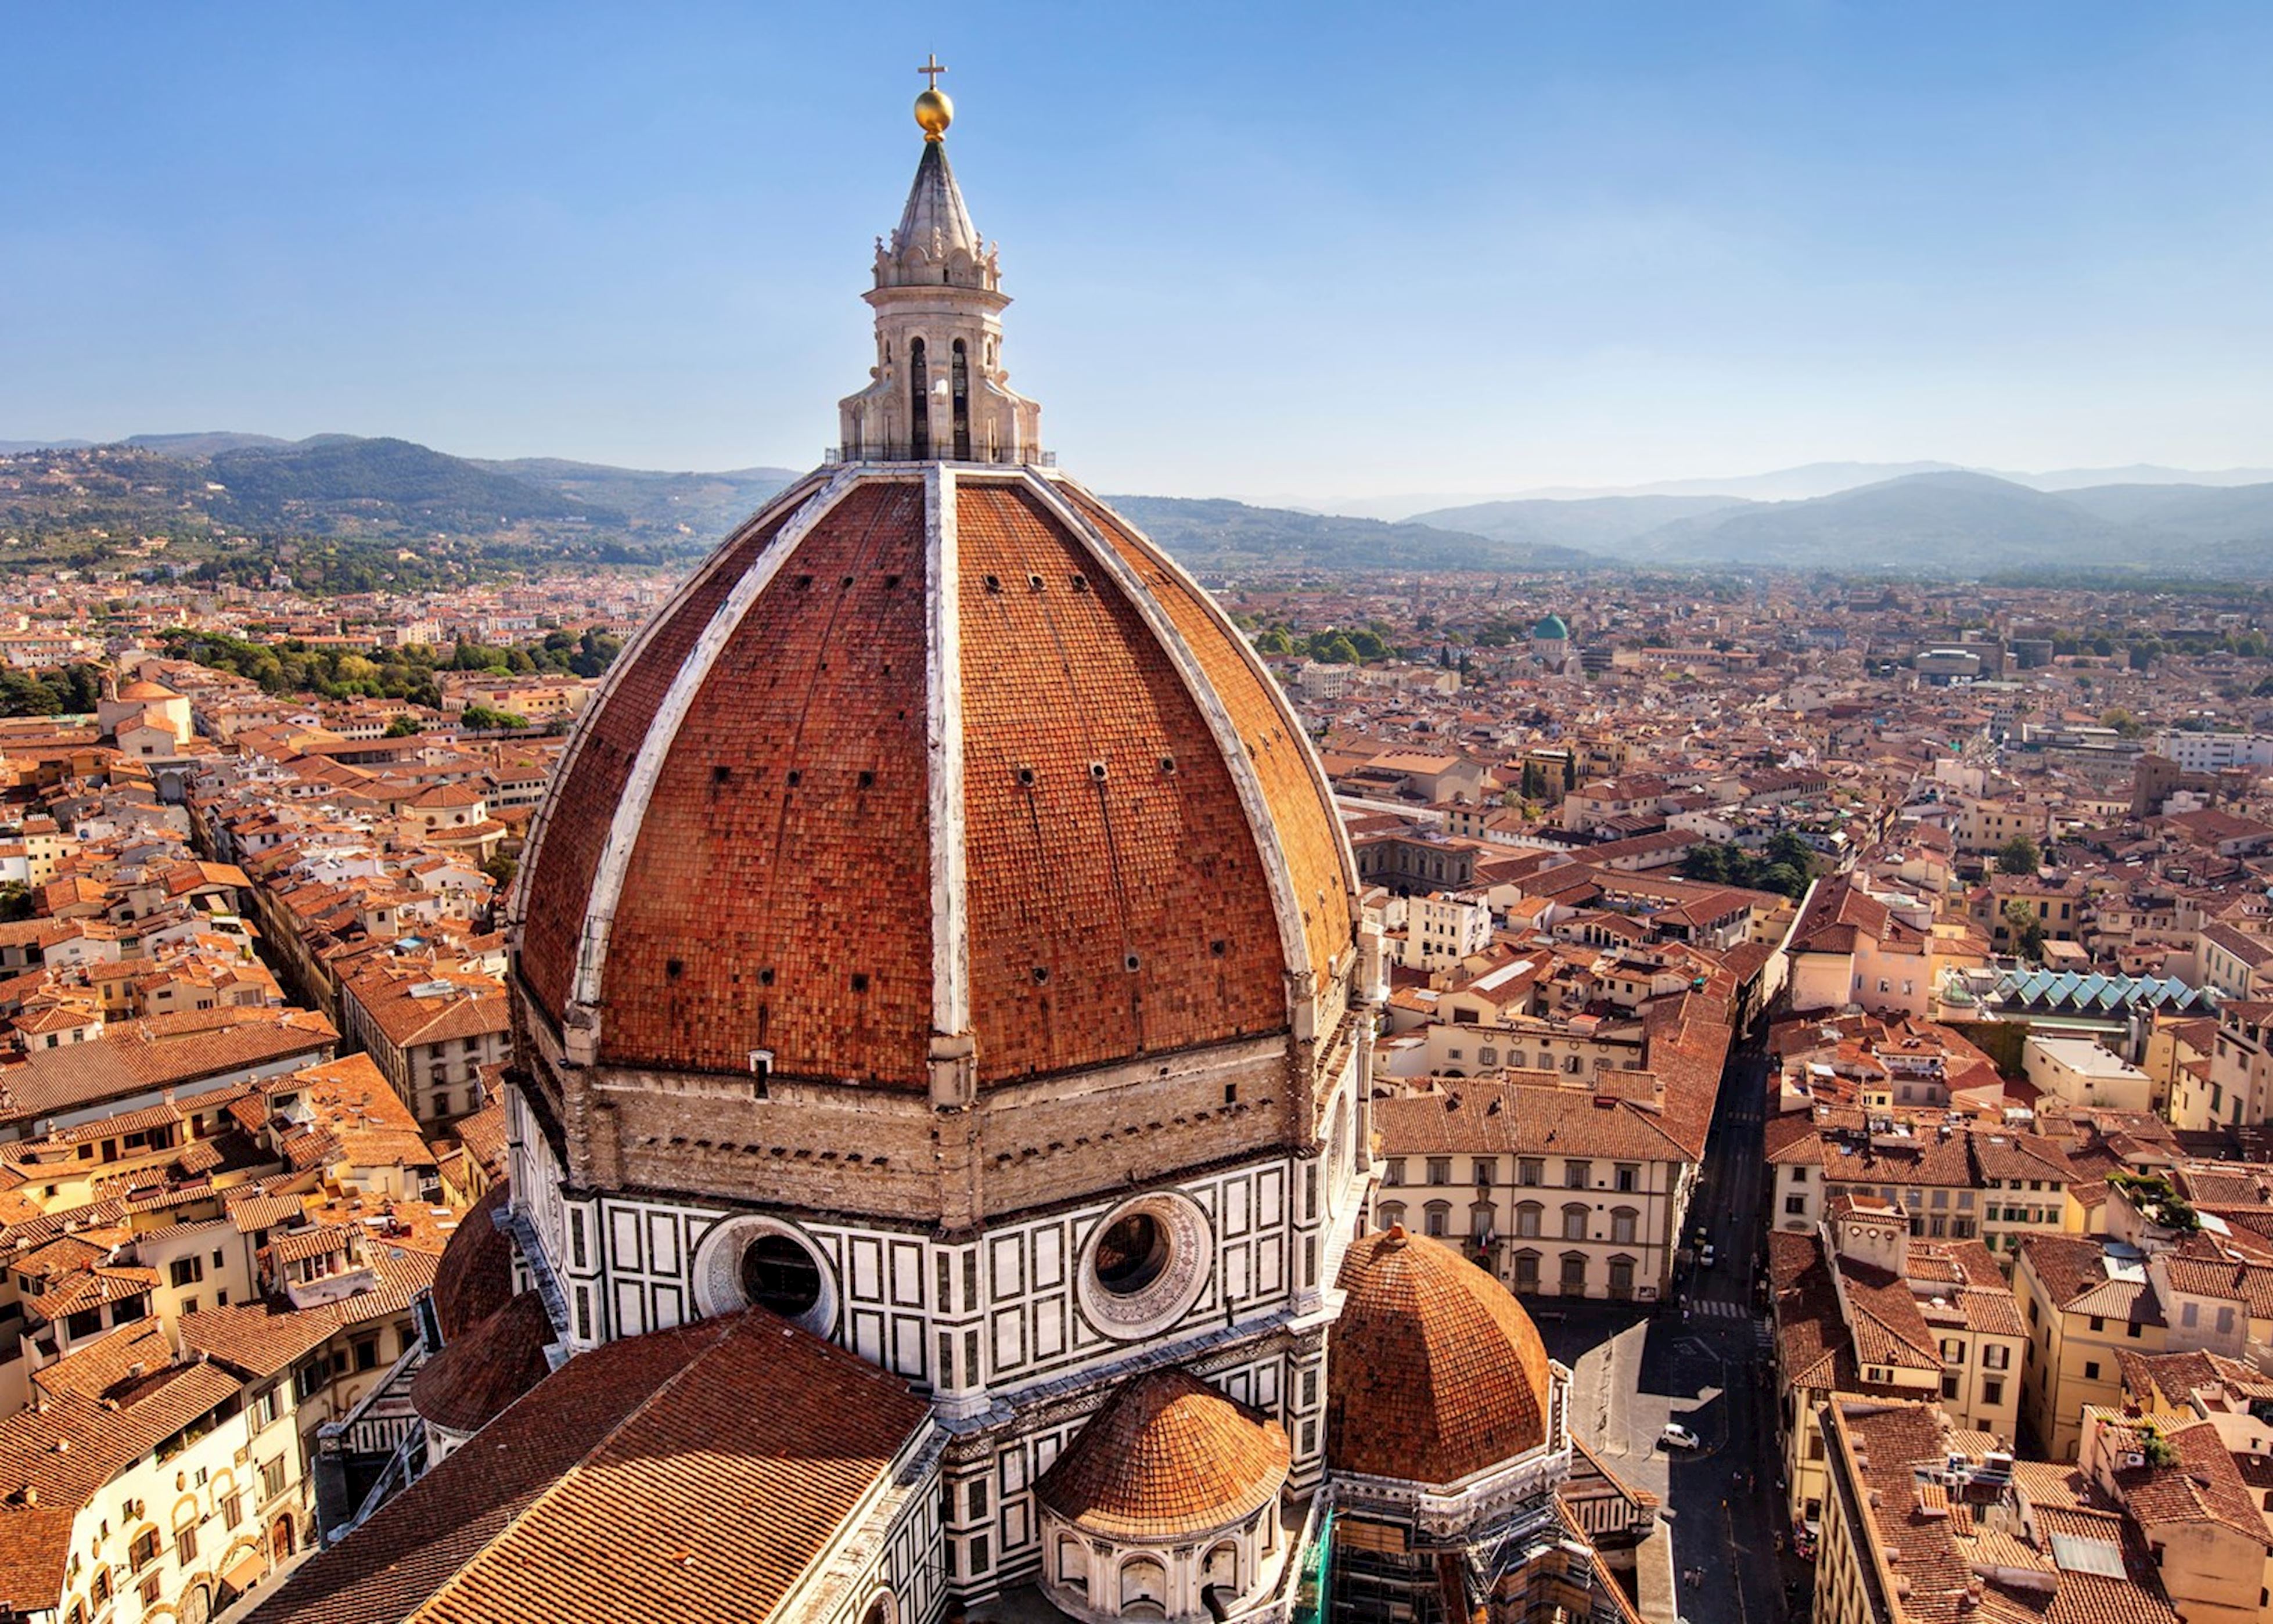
1532, 1032, 1804, 1624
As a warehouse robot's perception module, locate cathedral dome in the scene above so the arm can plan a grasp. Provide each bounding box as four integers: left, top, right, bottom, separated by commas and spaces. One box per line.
409, 1291, 555, 1438
513, 469, 1352, 1090
431, 1184, 513, 1341
1035, 1368, 1289, 1539
1531, 614, 1569, 643
1327, 1228, 1555, 1486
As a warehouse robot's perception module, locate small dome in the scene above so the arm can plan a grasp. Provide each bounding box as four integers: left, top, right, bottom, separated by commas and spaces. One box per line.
432, 1185, 514, 1341
117, 679, 179, 701
1531, 614, 1570, 642
1328, 1228, 1553, 1485
410, 1292, 554, 1436
1035, 1369, 1289, 1539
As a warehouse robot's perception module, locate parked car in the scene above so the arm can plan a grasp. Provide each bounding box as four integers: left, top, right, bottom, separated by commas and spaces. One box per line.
1700, 1243, 1718, 1269
1661, 1422, 1703, 1450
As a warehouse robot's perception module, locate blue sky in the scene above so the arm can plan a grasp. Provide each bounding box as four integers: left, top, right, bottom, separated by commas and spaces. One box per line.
5, 2, 2271, 504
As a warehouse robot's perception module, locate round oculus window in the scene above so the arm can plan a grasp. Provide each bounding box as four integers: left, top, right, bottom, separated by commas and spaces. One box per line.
691, 1215, 838, 1337
1077, 1192, 1212, 1341
1092, 1212, 1169, 1296
740, 1233, 823, 1320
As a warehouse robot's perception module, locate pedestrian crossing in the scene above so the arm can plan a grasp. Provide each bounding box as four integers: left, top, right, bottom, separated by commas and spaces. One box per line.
1688, 1299, 1757, 1320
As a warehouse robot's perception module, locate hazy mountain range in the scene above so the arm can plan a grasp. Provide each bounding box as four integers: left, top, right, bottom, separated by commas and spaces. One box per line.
6, 434, 2273, 578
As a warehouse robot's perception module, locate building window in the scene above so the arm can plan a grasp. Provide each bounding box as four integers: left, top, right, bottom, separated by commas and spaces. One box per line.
1562, 1205, 1589, 1241
1426, 1158, 1452, 1186
261, 1456, 287, 1501
1515, 1203, 1542, 1238
1513, 1251, 1540, 1291
1983, 1378, 2004, 1406
1610, 1208, 1638, 1245
1785, 1196, 1807, 1215
1559, 1253, 1588, 1294
1614, 1164, 1639, 1192
1472, 1157, 1498, 1186
1377, 1202, 1407, 1231
1565, 1161, 1591, 1189
1383, 1158, 1405, 1188
2084, 1360, 2101, 1381
1518, 1160, 1543, 1187
1609, 1256, 1635, 1294
1424, 1203, 1450, 1238
1941, 1374, 1960, 1400
177, 1525, 197, 1565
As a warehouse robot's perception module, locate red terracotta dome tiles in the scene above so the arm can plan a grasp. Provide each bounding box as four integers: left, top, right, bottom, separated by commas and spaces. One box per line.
1328, 1229, 1554, 1486
1062, 485, 1354, 990
519, 496, 807, 1021
1034, 1368, 1290, 1538
955, 482, 1285, 1083
598, 480, 934, 1082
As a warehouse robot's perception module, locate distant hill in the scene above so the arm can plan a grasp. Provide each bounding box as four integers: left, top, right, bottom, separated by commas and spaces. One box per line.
476, 457, 797, 536
1409, 493, 1749, 552
1102, 496, 1595, 572
203, 436, 623, 530
125, 431, 294, 458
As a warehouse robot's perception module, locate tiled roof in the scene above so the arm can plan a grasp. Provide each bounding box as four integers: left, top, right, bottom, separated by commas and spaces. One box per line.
243, 1308, 930, 1624
517, 472, 1353, 1090
410, 1291, 555, 1436
431, 1185, 514, 1342
1035, 1368, 1289, 1539
1328, 1228, 1552, 1486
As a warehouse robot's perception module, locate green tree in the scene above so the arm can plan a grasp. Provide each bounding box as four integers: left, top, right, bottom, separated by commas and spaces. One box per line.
0, 883, 31, 923
2099, 707, 2143, 739
461, 705, 531, 731
1995, 835, 2041, 874
2002, 898, 2048, 961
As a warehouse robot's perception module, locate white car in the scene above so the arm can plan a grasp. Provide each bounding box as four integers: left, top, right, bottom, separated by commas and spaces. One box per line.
1661, 1422, 1703, 1451
1699, 1244, 1718, 1269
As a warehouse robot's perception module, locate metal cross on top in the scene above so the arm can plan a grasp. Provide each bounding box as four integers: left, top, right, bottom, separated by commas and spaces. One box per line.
918, 53, 947, 91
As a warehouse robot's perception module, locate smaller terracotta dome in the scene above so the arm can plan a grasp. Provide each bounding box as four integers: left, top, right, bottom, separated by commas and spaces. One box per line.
1036, 1369, 1290, 1539
1329, 1227, 1554, 1486
117, 679, 180, 701
411, 1292, 555, 1436
432, 1185, 514, 1341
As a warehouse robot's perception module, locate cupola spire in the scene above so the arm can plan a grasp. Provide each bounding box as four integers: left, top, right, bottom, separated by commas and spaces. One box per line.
836, 66, 1044, 466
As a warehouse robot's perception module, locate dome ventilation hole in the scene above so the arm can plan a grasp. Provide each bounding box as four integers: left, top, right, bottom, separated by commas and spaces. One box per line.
851, 973, 870, 993
1017, 765, 1037, 787
1027, 574, 1044, 591
1089, 761, 1109, 782
786, 770, 802, 787
758, 967, 776, 986
1211, 939, 1228, 957
1071, 574, 1089, 593
983, 574, 1002, 594
883, 574, 901, 589
1159, 755, 1177, 775
1032, 966, 1049, 985
1124, 953, 1142, 973
857, 770, 875, 789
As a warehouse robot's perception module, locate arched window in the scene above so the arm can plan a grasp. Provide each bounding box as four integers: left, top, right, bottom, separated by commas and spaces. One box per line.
1056, 1537, 1088, 1588
1423, 1202, 1450, 1238
1469, 1202, 1495, 1240
1120, 1557, 1168, 1618
1559, 1252, 1588, 1293
1377, 1201, 1407, 1231
909, 338, 930, 458
1562, 1204, 1590, 1241
1515, 1202, 1542, 1238
951, 339, 972, 460
1204, 1541, 1239, 1597
1512, 1249, 1541, 1291
1610, 1207, 1639, 1245
1609, 1255, 1637, 1297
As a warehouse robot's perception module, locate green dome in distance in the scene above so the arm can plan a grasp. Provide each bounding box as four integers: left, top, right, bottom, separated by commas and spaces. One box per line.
1532, 613, 1570, 641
